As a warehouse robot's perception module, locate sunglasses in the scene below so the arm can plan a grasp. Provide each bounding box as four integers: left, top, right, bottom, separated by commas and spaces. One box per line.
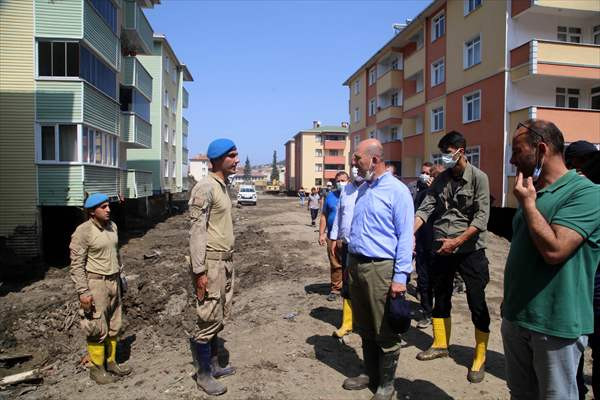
517, 122, 545, 144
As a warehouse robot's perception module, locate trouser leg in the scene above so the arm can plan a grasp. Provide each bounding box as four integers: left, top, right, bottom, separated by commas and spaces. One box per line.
592, 315, 600, 400
327, 239, 342, 294
340, 243, 350, 299
415, 250, 433, 316
501, 318, 538, 400
457, 249, 490, 333
430, 254, 457, 320
193, 260, 228, 343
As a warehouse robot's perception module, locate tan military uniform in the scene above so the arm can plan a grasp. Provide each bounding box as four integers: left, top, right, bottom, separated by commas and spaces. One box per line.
189, 173, 235, 343
69, 219, 122, 342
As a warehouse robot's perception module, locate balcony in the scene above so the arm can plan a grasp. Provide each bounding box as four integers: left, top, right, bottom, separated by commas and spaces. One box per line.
323, 140, 345, 150
126, 169, 153, 198
404, 47, 425, 79
512, 0, 599, 18
376, 70, 403, 95
183, 149, 189, 164
121, 112, 152, 148
537, 106, 599, 143
323, 155, 346, 165
121, 57, 153, 100
323, 170, 338, 180
403, 91, 425, 111
122, 0, 154, 55
183, 117, 189, 136
183, 88, 189, 108
511, 40, 600, 82
376, 106, 403, 124
37, 165, 120, 206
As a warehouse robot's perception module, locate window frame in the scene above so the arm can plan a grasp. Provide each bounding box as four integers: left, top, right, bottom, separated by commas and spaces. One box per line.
591, 86, 600, 110
431, 58, 445, 86
431, 152, 443, 165
594, 25, 600, 45
557, 26, 582, 43
464, 35, 481, 69
462, 90, 481, 123
465, 146, 480, 168
353, 79, 360, 95
431, 12, 445, 42
369, 98, 377, 116
368, 68, 377, 85
164, 89, 169, 109
431, 106, 444, 132
315, 148, 323, 157
391, 92, 399, 107
36, 40, 81, 79
415, 117, 424, 134
353, 107, 360, 122
315, 163, 323, 172
390, 127, 399, 141
464, 0, 482, 16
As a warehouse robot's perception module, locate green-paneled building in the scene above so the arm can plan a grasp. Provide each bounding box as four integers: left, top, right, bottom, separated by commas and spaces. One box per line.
0, 0, 171, 261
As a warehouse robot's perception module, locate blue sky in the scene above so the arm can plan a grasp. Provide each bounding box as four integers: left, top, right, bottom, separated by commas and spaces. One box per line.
145, 0, 429, 165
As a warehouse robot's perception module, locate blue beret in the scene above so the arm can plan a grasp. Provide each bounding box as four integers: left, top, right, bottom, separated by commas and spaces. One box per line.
207, 138, 236, 160
84, 193, 109, 209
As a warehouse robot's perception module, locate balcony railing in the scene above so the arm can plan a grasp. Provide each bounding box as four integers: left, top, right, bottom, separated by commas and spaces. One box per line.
513, 0, 599, 17
376, 70, 403, 94
323, 140, 345, 150
323, 155, 346, 165
121, 112, 152, 148
122, 0, 154, 55
122, 57, 153, 100
183, 88, 189, 108
324, 170, 338, 179
182, 117, 189, 136
404, 47, 425, 79
403, 91, 425, 111
376, 106, 403, 123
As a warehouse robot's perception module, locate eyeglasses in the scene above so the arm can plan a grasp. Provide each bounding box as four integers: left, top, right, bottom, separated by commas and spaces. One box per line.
517, 122, 545, 143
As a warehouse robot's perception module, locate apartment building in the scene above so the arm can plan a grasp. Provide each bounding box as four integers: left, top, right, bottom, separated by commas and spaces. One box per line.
284, 122, 350, 192
0, 0, 162, 262
343, 0, 599, 208
189, 154, 210, 181
127, 34, 193, 195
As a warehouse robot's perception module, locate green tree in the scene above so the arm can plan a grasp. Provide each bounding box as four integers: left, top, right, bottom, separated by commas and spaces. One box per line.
270, 150, 280, 183
243, 156, 252, 181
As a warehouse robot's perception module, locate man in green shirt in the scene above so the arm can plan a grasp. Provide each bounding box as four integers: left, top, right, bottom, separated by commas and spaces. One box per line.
502, 119, 600, 400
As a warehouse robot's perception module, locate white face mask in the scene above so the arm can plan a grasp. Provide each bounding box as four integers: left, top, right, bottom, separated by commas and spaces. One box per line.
441, 149, 460, 169
363, 159, 375, 181
336, 181, 347, 191
418, 173, 430, 184
532, 148, 544, 182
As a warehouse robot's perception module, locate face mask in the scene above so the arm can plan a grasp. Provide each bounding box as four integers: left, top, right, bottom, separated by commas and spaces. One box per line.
363, 159, 375, 181
418, 173, 430, 184
336, 181, 347, 191
532, 147, 544, 182
351, 166, 364, 183
441, 149, 460, 169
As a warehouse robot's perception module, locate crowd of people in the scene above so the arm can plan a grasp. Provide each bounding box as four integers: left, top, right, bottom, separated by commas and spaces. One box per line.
67, 119, 599, 399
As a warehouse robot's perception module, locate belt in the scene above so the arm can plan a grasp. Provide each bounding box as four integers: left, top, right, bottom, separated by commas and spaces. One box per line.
349, 253, 392, 264
205, 251, 233, 261
87, 272, 119, 280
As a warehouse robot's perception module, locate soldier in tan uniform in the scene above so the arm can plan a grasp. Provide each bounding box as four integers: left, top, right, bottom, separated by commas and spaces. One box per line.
188, 138, 239, 396
69, 193, 131, 384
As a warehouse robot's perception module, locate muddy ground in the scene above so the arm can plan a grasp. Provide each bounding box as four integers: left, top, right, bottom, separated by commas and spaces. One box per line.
0, 195, 594, 399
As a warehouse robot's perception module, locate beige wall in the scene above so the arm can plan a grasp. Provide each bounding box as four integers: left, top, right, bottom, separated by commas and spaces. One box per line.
297, 132, 351, 189
536, 0, 600, 12
446, 0, 507, 93
349, 73, 366, 133
537, 41, 600, 67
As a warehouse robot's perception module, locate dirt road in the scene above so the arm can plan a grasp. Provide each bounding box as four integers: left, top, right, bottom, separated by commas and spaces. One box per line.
0, 196, 594, 399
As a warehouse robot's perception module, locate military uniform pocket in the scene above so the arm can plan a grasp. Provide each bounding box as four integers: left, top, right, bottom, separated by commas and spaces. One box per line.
78, 308, 107, 341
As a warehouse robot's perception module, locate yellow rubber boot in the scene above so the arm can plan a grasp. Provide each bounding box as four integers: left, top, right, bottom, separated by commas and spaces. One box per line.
88, 341, 116, 384
333, 299, 353, 338
416, 318, 451, 361
467, 329, 489, 383
105, 337, 132, 376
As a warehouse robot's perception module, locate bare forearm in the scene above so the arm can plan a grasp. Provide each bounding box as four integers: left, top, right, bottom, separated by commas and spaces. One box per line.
414, 216, 424, 233
457, 226, 480, 245
319, 214, 327, 236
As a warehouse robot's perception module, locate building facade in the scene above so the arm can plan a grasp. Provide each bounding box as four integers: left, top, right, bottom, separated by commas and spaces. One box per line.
189, 154, 210, 181
284, 122, 350, 192
343, 0, 599, 208
127, 34, 193, 195
0, 0, 162, 260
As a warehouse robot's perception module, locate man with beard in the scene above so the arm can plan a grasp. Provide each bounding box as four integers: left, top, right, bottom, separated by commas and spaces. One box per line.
502, 120, 600, 399
188, 138, 239, 396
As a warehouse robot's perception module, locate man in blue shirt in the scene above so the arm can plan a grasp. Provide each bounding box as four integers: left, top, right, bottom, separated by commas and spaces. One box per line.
342, 139, 414, 400
319, 171, 349, 301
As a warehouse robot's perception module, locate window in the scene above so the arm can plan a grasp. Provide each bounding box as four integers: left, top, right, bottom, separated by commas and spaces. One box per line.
557, 26, 581, 43
431, 107, 444, 132
164, 90, 169, 108
391, 92, 399, 106
315, 149, 323, 157
315, 178, 322, 186
353, 79, 360, 95
172, 129, 176, 145
353, 135, 360, 150
416, 117, 423, 134
315, 135, 322, 143
464, 0, 482, 15
164, 160, 169, 178
164, 125, 169, 143
416, 72, 424, 93
390, 127, 398, 141
431, 153, 443, 165
329, 150, 339, 156
465, 146, 480, 168
172, 161, 176, 177
41, 126, 55, 161
463, 91, 481, 123
80, 46, 116, 98
464, 36, 481, 68
391, 57, 399, 70
37, 41, 79, 77
171, 97, 176, 114
555, 87, 579, 109
594, 25, 600, 45
592, 86, 600, 110
431, 59, 445, 86
369, 98, 377, 116
369, 130, 375, 139
59, 125, 77, 162
164, 56, 170, 73
368, 68, 377, 85
315, 164, 323, 172
172, 65, 177, 83
432, 13, 445, 41
89, 0, 117, 33
120, 88, 150, 121
353, 107, 360, 122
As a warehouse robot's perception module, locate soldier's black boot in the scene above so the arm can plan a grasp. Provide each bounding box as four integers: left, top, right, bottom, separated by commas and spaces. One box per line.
210, 336, 236, 378
190, 338, 227, 396
371, 349, 399, 400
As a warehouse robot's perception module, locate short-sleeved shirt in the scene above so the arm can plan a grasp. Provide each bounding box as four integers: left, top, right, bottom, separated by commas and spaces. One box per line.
308, 194, 321, 209
503, 170, 600, 339
415, 163, 490, 253
322, 190, 341, 235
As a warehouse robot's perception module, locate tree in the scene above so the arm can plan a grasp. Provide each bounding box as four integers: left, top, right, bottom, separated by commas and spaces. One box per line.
270, 150, 280, 183
243, 156, 252, 181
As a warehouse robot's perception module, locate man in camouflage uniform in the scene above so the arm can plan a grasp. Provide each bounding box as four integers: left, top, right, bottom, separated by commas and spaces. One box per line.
188, 138, 239, 396
69, 193, 131, 384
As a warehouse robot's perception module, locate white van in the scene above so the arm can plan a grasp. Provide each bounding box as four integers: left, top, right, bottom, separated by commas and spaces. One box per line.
237, 185, 257, 205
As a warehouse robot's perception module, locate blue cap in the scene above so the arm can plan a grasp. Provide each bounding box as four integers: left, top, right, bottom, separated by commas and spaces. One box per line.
207, 138, 236, 160
84, 193, 109, 209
